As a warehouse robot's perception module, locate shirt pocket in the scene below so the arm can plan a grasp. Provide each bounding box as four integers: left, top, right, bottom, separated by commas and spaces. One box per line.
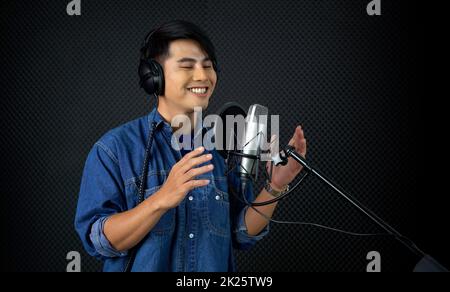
143, 184, 176, 233
203, 176, 231, 238
131, 173, 175, 234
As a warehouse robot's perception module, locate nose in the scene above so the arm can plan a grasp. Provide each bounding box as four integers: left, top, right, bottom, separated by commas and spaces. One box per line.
193, 65, 207, 81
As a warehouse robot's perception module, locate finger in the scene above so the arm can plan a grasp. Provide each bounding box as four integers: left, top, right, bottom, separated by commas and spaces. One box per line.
294, 138, 306, 157
185, 179, 210, 191
269, 134, 280, 155
296, 125, 305, 139
288, 125, 303, 147
288, 136, 295, 146
179, 153, 213, 174
301, 138, 307, 156
294, 126, 304, 150
179, 146, 205, 164
184, 164, 214, 180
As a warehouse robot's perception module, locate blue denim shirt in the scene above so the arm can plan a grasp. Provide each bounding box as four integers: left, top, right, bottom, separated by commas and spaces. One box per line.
75, 108, 269, 272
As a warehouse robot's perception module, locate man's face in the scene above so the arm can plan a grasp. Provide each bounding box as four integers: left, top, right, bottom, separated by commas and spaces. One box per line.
159, 39, 217, 113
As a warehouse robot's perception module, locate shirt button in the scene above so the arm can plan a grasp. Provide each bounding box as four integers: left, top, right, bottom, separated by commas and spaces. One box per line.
215, 195, 220, 200
188, 196, 193, 201
189, 233, 194, 239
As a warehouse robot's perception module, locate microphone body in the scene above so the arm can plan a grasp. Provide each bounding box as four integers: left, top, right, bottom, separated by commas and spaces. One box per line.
239, 104, 269, 180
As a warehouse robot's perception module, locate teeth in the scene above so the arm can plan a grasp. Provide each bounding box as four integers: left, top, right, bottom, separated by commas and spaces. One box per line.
189, 87, 207, 94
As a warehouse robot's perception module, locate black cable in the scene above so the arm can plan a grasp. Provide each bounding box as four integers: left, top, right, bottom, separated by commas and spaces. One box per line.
224, 139, 392, 237
249, 169, 309, 206
225, 152, 307, 206
123, 94, 158, 272
228, 172, 393, 238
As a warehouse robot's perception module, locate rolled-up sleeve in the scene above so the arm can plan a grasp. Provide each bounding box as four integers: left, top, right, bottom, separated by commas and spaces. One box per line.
90, 216, 128, 258
74, 141, 128, 260
228, 171, 270, 250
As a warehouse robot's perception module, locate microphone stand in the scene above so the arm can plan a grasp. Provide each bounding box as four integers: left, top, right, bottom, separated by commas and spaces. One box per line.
282, 145, 448, 272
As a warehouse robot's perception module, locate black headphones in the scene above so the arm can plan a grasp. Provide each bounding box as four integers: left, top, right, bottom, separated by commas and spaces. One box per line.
138, 28, 165, 96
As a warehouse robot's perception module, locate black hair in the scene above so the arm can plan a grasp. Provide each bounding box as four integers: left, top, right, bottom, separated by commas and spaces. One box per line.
141, 20, 219, 72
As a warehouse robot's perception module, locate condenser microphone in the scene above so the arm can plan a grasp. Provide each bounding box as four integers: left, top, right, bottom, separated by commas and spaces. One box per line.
238, 104, 269, 181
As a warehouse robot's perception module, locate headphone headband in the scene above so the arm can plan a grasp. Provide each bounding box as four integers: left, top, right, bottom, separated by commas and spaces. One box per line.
140, 24, 165, 60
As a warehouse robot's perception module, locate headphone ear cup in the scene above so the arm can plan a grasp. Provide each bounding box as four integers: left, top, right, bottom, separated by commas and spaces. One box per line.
138, 59, 165, 96
152, 60, 164, 96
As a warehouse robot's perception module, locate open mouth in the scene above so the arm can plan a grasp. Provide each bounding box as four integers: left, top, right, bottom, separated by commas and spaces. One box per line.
187, 87, 209, 95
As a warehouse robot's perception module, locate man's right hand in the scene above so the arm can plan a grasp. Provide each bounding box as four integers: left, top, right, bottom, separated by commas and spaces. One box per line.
154, 146, 213, 211
103, 146, 213, 252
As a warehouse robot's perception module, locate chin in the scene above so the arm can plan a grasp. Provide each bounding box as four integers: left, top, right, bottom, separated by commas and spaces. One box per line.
191, 101, 210, 110
183, 104, 206, 114
199, 102, 209, 109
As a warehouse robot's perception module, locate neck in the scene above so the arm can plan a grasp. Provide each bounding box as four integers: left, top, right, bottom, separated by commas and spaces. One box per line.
157, 99, 200, 134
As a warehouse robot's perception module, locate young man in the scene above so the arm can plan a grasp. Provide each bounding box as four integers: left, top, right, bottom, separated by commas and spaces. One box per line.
75, 20, 307, 272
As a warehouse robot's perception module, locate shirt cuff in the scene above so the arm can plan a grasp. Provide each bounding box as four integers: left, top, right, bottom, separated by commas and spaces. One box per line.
234, 206, 270, 250
90, 216, 128, 258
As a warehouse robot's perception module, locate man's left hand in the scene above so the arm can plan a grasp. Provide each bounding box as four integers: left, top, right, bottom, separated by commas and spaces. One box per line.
266, 125, 307, 191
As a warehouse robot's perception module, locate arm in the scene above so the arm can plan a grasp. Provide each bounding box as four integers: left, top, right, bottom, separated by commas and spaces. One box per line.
103, 147, 213, 252
245, 125, 307, 236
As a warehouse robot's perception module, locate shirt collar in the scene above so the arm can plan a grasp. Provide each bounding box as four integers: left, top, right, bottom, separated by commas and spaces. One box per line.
147, 107, 169, 132
147, 107, 210, 138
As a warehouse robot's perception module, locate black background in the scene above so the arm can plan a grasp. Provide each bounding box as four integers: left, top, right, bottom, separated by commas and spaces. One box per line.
1, 0, 441, 272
